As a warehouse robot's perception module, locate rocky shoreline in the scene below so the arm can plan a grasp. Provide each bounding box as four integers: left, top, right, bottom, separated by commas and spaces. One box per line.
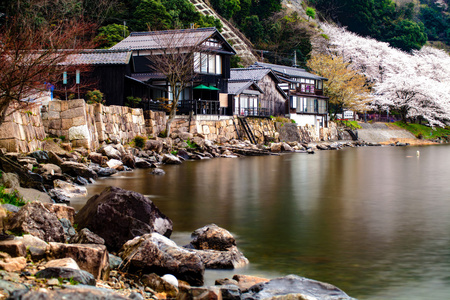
1, 131, 426, 299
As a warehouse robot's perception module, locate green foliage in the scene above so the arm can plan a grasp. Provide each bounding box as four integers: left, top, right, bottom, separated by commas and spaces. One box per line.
231, 55, 243, 68
336, 120, 361, 130
158, 130, 168, 138
133, 136, 146, 149
185, 139, 198, 149
133, 0, 173, 31
85, 90, 104, 104
271, 115, 295, 124
306, 7, 316, 20
312, 0, 428, 51
125, 96, 142, 108
171, 150, 178, 155
95, 24, 129, 48
0, 186, 27, 207
394, 122, 450, 140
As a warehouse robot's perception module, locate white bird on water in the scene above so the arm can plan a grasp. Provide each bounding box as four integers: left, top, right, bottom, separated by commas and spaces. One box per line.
417, 150, 420, 157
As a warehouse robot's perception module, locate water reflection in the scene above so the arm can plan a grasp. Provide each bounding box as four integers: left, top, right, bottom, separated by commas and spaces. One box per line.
76, 145, 450, 299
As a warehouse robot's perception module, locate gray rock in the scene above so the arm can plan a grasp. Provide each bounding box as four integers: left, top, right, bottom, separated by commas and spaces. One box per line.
0, 279, 28, 297
70, 228, 105, 245
190, 224, 236, 251
88, 152, 104, 165
53, 180, 87, 198
120, 233, 204, 286
150, 168, 165, 176
16, 187, 52, 203
74, 186, 173, 252
6, 202, 65, 243
193, 247, 249, 269
2, 203, 20, 213
109, 254, 122, 270
8, 285, 130, 299
0, 172, 20, 189
60, 161, 98, 180
162, 154, 182, 165
135, 157, 154, 169
59, 218, 76, 242
96, 167, 118, 177
145, 140, 164, 153
122, 154, 135, 169
30, 150, 49, 163
75, 176, 89, 186
241, 275, 354, 300
141, 273, 179, 298
35, 267, 96, 285
101, 145, 122, 160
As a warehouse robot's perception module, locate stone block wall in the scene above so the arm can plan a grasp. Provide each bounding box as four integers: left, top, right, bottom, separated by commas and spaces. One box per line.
171, 116, 240, 142
0, 105, 45, 153
91, 104, 147, 144
42, 99, 98, 149
144, 110, 167, 137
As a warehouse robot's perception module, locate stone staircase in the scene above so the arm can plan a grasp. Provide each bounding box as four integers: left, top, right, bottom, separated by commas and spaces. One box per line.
189, 0, 258, 66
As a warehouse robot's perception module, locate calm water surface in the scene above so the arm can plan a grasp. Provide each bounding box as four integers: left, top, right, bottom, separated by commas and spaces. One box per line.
73, 145, 450, 300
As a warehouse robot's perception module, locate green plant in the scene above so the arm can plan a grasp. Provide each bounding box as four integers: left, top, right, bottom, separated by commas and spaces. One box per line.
24, 110, 33, 116
393, 122, 450, 140
133, 136, 146, 149
171, 150, 178, 156
85, 90, 104, 104
125, 96, 142, 108
185, 139, 198, 149
158, 130, 167, 138
68, 93, 75, 100
59, 135, 66, 142
0, 186, 27, 207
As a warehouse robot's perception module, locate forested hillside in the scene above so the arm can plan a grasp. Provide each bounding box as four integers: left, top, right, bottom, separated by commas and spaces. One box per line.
310, 0, 450, 52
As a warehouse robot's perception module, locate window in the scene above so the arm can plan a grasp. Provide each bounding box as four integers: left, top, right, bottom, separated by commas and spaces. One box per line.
195, 53, 222, 75
291, 96, 297, 109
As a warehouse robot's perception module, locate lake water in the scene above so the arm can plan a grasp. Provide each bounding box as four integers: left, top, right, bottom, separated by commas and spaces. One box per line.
73, 145, 450, 300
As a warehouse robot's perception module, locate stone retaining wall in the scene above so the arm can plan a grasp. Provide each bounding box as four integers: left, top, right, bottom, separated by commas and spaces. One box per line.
0, 105, 45, 153
0, 99, 340, 153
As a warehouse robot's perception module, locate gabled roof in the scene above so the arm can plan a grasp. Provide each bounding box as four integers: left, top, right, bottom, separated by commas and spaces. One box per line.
228, 81, 263, 95
64, 49, 132, 65
110, 27, 236, 55
230, 67, 281, 83
252, 62, 327, 81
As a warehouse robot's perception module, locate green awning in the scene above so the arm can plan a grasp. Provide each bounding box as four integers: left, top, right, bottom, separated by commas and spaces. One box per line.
193, 84, 210, 90
193, 84, 220, 91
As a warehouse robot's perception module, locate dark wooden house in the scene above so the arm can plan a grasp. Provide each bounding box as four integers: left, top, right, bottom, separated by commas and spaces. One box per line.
229, 68, 288, 117
110, 27, 236, 115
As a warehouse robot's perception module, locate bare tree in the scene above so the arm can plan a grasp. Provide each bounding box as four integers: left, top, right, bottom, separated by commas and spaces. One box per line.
149, 30, 209, 135
0, 16, 96, 125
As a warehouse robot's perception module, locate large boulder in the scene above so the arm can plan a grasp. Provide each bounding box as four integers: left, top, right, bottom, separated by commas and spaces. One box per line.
241, 275, 354, 300
53, 179, 87, 198
6, 202, 65, 243
101, 145, 122, 160
15, 187, 52, 203
162, 154, 182, 165
9, 286, 130, 299
145, 140, 164, 153
70, 228, 105, 245
190, 224, 236, 251
47, 242, 109, 280
60, 161, 98, 180
74, 186, 173, 252
120, 233, 204, 286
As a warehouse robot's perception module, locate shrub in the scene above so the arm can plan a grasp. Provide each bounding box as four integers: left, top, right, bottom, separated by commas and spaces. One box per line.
158, 130, 167, 138
0, 186, 27, 207
186, 139, 198, 149
85, 90, 104, 104
125, 96, 142, 108
133, 136, 146, 149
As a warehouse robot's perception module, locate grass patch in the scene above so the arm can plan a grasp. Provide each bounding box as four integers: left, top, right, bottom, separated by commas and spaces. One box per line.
336, 120, 361, 129
0, 185, 27, 206
393, 122, 450, 140
185, 139, 198, 149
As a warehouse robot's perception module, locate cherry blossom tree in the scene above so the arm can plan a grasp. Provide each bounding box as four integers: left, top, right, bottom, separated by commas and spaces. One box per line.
316, 23, 450, 126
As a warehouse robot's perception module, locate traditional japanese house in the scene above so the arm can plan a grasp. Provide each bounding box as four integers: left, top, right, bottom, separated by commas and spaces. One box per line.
110, 27, 236, 115
54, 49, 162, 106
229, 68, 288, 117
252, 62, 329, 129
227, 80, 264, 116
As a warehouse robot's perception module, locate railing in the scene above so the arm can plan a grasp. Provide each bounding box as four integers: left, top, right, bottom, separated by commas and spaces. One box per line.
178, 99, 221, 115
241, 107, 271, 117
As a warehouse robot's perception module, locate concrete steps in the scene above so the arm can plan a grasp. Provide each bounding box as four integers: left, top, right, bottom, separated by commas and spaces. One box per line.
189, 0, 258, 66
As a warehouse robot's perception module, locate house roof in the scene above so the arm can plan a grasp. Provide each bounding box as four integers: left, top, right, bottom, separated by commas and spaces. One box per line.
110, 27, 236, 54
252, 62, 327, 81
131, 73, 166, 81
230, 67, 280, 83
64, 49, 132, 65
228, 81, 263, 95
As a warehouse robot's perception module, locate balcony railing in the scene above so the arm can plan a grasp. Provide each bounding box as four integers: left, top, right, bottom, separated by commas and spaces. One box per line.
178, 99, 221, 115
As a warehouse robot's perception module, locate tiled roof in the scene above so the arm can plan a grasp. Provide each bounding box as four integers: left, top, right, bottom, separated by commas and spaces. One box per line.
228, 81, 262, 95
252, 62, 327, 80
111, 27, 219, 51
230, 68, 274, 82
131, 73, 166, 81
64, 49, 132, 65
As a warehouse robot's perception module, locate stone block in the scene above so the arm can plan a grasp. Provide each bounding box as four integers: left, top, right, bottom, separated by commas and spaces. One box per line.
72, 116, 86, 127
0, 240, 27, 257
68, 99, 85, 109
60, 101, 69, 111
0, 122, 16, 139
48, 101, 61, 112
47, 110, 61, 120
69, 125, 90, 141
61, 107, 85, 119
